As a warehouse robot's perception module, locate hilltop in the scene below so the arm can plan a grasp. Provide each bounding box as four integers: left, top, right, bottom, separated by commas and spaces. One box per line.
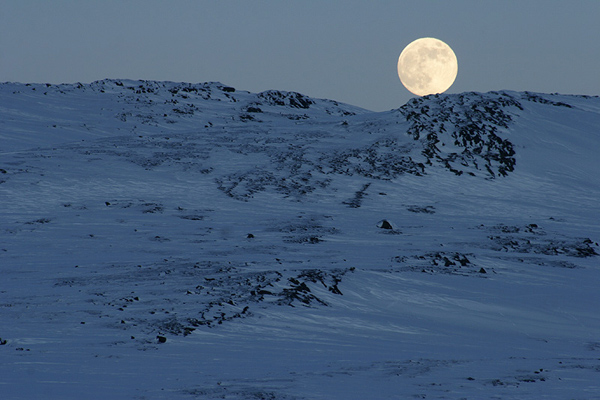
1, 80, 599, 399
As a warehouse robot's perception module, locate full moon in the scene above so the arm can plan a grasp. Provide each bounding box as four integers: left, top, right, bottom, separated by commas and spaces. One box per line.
397, 37, 458, 96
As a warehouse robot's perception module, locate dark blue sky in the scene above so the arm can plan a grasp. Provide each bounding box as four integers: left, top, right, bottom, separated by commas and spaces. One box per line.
1, 1, 599, 110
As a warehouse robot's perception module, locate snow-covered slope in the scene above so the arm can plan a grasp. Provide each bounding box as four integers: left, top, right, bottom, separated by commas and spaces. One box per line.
1, 80, 599, 399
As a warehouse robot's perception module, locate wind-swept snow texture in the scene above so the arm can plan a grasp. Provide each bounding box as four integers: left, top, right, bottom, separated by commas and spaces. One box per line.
1, 80, 599, 399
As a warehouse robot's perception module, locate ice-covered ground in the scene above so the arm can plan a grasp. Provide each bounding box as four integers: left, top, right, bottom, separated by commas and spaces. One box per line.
1, 80, 599, 399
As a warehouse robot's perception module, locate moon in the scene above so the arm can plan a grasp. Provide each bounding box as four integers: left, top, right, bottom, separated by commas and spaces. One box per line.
397, 37, 458, 96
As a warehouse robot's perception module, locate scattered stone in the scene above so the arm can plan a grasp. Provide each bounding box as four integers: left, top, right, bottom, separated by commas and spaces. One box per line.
25, 218, 51, 225
343, 183, 371, 208
406, 205, 436, 214
394, 252, 483, 277
378, 220, 393, 230
399, 92, 520, 178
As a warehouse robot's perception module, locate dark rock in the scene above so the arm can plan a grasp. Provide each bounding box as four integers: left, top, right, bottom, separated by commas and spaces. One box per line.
479, 267, 487, 274
157, 335, 167, 344
378, 220, 393, 230
406, 205, 436, 214
442, 257, 455, 267
343, 183, 371, 208
328, 284, 343, 295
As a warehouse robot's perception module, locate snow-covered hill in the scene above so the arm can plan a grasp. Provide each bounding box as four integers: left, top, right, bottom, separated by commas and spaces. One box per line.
1, 80, 599, 399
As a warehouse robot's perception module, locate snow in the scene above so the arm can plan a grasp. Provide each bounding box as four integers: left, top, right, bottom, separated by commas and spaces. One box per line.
1, 80, 599, 399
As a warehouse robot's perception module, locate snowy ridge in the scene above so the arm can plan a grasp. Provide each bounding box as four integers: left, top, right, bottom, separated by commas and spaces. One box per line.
1, 81, 600, 399
0, 79, 367, 152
